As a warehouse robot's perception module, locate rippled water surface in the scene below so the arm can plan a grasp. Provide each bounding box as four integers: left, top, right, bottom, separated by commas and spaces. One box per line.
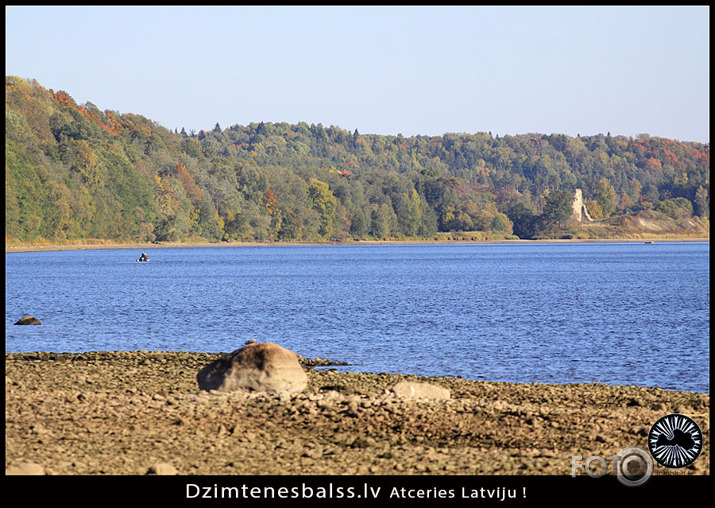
5, 242, 710, 392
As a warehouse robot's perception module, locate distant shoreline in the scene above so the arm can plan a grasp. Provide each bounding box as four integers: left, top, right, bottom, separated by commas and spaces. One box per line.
5, 237, 710, 253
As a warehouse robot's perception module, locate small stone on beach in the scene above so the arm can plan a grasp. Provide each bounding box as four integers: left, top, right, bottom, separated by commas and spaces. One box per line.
6, 462, 45, 475
146, 462, 178, 475
391, 380, 451, 400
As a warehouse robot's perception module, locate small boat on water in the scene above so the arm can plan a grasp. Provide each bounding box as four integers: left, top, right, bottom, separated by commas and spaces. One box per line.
644, 241, 655, 244
137, 252, 150, 262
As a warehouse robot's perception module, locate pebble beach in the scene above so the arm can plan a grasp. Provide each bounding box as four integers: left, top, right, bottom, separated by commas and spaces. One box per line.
5, 350, 709, 476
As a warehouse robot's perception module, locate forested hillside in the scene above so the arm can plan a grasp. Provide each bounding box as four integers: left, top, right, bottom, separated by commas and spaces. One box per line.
5, 76, 710, 244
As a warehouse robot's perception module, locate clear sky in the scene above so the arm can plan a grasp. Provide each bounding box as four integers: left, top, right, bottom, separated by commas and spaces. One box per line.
5, 6, 710, 143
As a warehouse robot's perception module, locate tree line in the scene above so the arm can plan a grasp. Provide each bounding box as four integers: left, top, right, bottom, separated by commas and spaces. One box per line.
5, 76, 710, 244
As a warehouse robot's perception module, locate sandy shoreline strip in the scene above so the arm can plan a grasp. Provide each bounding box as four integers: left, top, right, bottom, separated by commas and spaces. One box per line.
5, 237, 709, 253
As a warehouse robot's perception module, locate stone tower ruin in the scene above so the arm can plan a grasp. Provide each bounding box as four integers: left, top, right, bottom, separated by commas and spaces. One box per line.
572, 189, 593, 222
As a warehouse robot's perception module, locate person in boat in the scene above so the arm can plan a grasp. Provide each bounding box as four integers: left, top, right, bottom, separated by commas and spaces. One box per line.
138, 252, 149, 261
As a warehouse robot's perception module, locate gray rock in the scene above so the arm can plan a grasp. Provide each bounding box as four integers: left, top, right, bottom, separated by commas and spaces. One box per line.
15, 315, 41, 325
391, 380, 451, 400
197, 342, 307, 394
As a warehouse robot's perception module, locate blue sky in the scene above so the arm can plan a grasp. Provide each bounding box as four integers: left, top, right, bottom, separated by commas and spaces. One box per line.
5, 6, 710, 142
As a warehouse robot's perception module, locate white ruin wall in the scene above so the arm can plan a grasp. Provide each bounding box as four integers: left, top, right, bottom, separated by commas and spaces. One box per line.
572, 189, 593, 222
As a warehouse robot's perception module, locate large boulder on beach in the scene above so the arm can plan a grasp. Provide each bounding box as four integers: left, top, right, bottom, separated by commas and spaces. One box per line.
15, 315, 41, 325
197, 342, 307, 394
391, 380, 451, 400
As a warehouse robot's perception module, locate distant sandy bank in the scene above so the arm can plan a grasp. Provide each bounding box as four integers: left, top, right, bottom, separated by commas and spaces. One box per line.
5, 237, 709, 253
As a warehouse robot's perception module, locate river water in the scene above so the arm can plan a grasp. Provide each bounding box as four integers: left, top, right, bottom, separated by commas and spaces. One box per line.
5, 242, 709, 392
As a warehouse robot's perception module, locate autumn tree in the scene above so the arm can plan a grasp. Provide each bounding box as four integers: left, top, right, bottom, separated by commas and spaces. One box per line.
539, 189, 574, 234
617, 190, 632, 212
505, 201, 538, 239
490, 212, 513, 235
371, 202, 398, 238
262, 189, 283, 239
585, 200, 604, 220
594, 178, 616, 218
694, 186, 709, 219
72, 139, 102, 186
394, 188, 423, 236
174, 163, 203, 205
308, 178, 337, 238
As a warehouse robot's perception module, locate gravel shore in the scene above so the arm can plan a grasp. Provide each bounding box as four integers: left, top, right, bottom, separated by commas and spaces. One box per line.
5, 351, 709, 476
